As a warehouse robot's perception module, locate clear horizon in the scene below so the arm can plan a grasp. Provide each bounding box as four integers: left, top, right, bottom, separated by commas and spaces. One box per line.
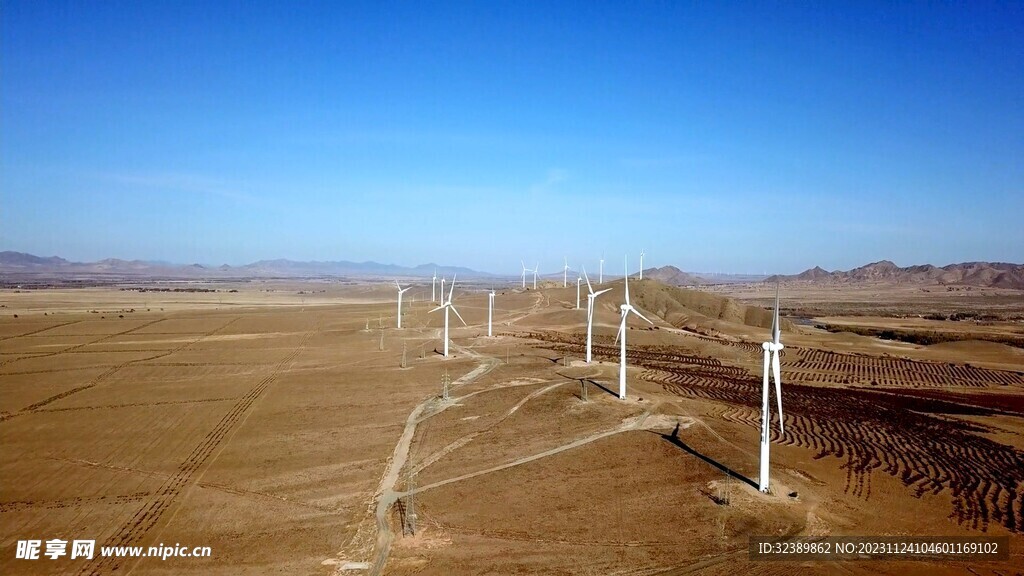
3, 2, 1022, 275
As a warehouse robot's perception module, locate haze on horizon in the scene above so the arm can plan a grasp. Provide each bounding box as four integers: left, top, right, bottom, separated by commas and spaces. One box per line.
2, 2, 1022, 276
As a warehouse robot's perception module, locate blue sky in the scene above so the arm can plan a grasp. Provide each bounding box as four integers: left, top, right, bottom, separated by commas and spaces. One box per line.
2, 1, 1021, 274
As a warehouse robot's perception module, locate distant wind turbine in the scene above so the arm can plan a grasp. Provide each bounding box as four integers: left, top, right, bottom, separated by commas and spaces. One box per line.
395, 280, 412, 329
582, 266, 612, 364
563, 257, 569, 288
639, 250, 645, 280
429, 274, 467, 358
521, 261, 529, 289
599, 255, 604, 284
759, 284, 785, 493
431, 269, 437, 303
532, 262, 539, 290
487, 288, 495, 337
576, 275, 582, 309
614, 255, 654, 399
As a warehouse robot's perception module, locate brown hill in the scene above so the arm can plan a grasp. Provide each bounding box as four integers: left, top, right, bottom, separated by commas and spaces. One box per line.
767, 261, 1024, 289
641, 265, 705, 286
629, 279, 791, 331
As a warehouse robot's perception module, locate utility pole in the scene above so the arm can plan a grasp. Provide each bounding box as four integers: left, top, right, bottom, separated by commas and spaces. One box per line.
441, 368, 450, 401
404, 470, 417, 536
401, 342, 407, 368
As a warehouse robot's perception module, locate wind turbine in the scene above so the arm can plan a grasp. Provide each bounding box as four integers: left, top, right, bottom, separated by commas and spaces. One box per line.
582, 266, 612, 364
431, 269, 437, 303
487, 288, 495, 337
759, 284, 785, 493
639, 250, 645, 280
521, 261, 529, 289
440, 276, 446, 305
563, 257, 569, 288
532, 263, 539, 290
599, 255, 604, 284
429, 274, 467, 358
614, 255, 654, 399
576, 275, 582, 309
395, 281, 412, 328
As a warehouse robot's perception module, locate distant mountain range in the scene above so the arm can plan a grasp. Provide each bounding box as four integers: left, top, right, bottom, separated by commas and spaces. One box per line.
4, 252, 1020, 289
0, 251, 490, 280
766, 260, 1024, 289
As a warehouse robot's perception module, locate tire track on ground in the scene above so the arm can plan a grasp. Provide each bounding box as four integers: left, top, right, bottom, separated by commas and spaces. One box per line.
0, 318, 167, 368
0, 319, 84, 341
0, 318, 240, 422
77, 319, 319, 576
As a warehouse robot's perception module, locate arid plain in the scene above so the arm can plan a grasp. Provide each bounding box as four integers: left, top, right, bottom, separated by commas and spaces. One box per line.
1, 279, 1022, 575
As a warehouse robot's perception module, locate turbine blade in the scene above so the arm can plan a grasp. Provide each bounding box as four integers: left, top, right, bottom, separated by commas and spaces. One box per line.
772, 349, 784, 435
429, 305, 443, 314
614, 317, 624, 344
582, 266, 593, 294
630, 307, 654, 325
594, 288, 612, 297
450, 304, 467, 326
624, 255, 630, 303
449, 274, 457, 301
773, 283, 781, 345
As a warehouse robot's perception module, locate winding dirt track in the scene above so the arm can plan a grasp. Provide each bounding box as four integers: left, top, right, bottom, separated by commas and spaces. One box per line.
398, 410, 662, 499
367, 337, 500, 576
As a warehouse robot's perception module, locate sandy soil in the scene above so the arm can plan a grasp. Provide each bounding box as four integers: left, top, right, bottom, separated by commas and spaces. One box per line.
1, 280, 1022, 575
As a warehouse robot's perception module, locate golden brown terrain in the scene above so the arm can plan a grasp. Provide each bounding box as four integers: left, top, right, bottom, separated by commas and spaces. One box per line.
1, 279, 1022, 575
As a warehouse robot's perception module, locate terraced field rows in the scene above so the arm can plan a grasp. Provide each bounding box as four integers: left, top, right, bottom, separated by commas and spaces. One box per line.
787, 348, 1024, 387
527, 330, 1024, 533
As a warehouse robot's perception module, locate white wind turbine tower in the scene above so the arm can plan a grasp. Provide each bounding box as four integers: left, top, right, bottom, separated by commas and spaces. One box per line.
429, 275, 467, 358
581, 266, 612, 364
395, 281, 412, 328
563, 257, 569, 287
599, 255, 605, 284
520, 261, 529, 289
759, 284, 785, 493
532, 262, 539, 290
639, 250, 645, 280
487, 288, 495, 337
431, 269, 437, 303
614, 255, 653, 399
576, 275, 582, 309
